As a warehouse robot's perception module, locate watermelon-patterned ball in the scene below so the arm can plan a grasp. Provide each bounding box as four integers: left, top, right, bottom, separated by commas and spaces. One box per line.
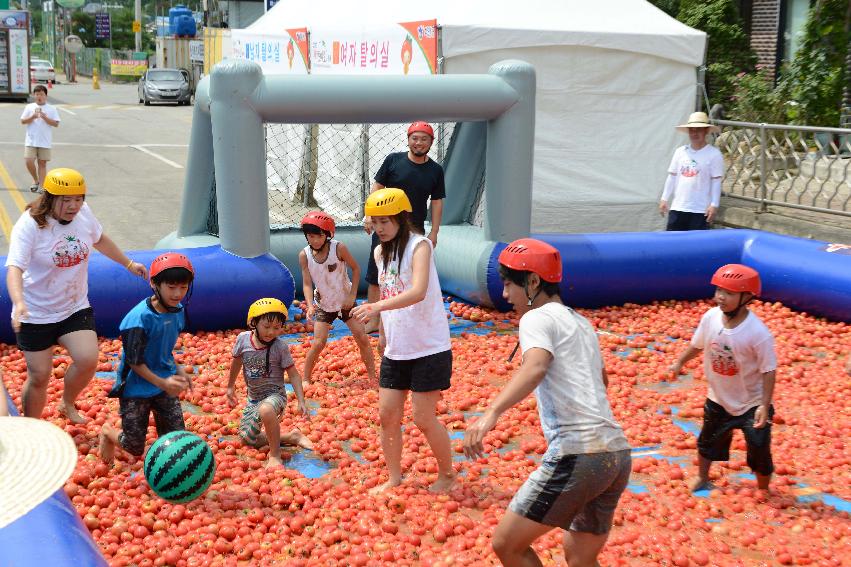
143, 431, 215, 503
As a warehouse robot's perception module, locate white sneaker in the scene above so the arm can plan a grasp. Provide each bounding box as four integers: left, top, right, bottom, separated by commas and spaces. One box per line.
29, 183, 40, 193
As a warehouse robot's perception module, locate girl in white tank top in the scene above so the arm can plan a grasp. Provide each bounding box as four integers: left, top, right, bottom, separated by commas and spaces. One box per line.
351, 189, 455, 494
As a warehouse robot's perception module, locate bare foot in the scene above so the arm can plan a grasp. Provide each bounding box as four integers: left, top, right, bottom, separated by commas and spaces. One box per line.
99, 428, 116, 464
265, 455, 285, 468
689, 477, 713, 492
284, 429, 314, 450
429, 473, 456, 494
370, 478, 403, 495
58, 400, 88, 424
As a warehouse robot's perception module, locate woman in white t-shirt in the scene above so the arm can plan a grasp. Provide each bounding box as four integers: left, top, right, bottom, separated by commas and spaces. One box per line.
5, 168, 148, 424
350, 188, 454, 494
659, 111, 725, 231
464, 238, 631, 567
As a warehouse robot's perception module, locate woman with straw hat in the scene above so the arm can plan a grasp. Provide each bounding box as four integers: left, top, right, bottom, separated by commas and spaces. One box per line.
4, 168, 148, 424
659, 111, 724, 231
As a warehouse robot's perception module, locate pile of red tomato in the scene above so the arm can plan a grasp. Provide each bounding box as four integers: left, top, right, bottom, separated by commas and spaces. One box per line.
1, 297, 849, 566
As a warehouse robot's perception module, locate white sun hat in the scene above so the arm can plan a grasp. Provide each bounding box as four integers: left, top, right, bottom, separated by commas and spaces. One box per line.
676, 111, 721, 134
0, 416, 78, 529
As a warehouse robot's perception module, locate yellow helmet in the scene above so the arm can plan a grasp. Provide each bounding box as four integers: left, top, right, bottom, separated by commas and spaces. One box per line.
246, 298, 288, 326
364, 188, 412, 217
43, 168, 87, 196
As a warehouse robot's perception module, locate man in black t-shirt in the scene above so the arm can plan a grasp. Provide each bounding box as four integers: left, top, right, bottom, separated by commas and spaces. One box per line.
363, 121, 446, 331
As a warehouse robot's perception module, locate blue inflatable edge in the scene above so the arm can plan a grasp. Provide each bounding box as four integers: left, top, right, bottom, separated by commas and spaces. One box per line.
0, 245, 295, 344
487, 230, 851, 323
0, 391, 108, 567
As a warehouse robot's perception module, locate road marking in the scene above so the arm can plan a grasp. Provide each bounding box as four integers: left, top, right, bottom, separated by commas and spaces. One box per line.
130, 145, 184, 169
0, 160, 14, 241
0, 158, 28, 212
57, 105, 77, 116
0, 141, 188, 149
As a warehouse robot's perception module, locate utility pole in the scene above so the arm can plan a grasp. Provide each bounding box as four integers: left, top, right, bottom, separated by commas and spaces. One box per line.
135, 0, 142, 51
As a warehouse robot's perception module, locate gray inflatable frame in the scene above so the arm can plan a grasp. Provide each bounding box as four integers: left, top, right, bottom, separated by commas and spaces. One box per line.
158, 58, 536, 306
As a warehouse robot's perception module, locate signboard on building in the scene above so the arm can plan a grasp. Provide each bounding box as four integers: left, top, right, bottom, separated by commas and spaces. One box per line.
111, 58, 147, 76
231, 27, 308, 74
310, 19, 436, 75
95, 13, 110, 40
189, 39, 204, 62
8, 28, 28, 93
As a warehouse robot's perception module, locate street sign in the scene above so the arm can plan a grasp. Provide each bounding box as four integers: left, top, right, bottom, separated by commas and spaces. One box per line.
189, 40, 203, 62
132, 20, 141, 33
95, 13, 110, 40
56, 0, 86, 8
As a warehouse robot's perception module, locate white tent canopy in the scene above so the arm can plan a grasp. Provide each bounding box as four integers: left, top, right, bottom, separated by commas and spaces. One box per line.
248, 0, 706, 233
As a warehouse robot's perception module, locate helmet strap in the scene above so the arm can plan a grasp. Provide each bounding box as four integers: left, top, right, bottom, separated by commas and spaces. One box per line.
721, 293, 751, 319
523, 274, 542, 307
308, 236, 330, 253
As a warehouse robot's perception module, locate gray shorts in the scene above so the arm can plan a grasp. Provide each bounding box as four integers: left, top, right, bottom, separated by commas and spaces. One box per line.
509, 449, 631, 534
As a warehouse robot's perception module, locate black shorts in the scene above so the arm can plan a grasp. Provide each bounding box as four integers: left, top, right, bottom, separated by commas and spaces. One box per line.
697, 398, 774, 476
16, 307, 96, 352
666, 210, 710, 231
314, 306, 352, 324
118, 392, 186, 456
379, 350, 452, 392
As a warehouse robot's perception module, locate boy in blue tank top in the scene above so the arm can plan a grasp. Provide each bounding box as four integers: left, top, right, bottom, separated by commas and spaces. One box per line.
99, 253, 195, 463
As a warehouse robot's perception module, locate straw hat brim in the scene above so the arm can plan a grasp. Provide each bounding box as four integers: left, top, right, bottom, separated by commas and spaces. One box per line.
676, 123, 721, 134
0, 417, 78, 529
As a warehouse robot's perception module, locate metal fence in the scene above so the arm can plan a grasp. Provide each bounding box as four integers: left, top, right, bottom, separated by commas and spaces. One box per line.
714, 119, 851, 218
74, 48, 138, 80
262, 122, 456, 229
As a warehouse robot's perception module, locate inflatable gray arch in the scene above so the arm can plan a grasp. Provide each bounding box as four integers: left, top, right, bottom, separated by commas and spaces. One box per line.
158, 58, 536, 305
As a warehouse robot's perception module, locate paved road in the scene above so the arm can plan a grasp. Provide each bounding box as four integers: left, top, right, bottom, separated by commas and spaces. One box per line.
0, 75, 192, 256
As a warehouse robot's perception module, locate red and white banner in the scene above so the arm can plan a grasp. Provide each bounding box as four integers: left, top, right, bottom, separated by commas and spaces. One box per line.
310, 19, 437, 75
231, 28, 309, 74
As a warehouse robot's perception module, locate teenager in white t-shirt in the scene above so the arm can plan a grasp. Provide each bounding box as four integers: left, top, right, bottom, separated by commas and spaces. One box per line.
19, 85, 61, 193
670, 264, 777, 492
5, 168, 148, 425
659, 111, 724, 231
464, 238, 631, 567
298, 211, 376, 384
350, 188, 454, 495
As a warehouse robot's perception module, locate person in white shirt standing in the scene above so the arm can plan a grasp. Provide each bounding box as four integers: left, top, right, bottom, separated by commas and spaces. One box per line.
5, 168, 148, 424
659, 111, 724, 231
464, 238, 631, 567
670, 264, 777, 492
19, 85, 61, 193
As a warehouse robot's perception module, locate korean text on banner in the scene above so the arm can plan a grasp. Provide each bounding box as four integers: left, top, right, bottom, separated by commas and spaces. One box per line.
310, 19, 437, 76
231, 29, 308, 74
111, 59, 147, 76
8, 28, 28, 93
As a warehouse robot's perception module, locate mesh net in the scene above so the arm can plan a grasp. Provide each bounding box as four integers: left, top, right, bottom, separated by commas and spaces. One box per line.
202, 122, 458, 236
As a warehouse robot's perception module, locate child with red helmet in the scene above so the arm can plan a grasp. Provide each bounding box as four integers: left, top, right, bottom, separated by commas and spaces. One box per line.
298, 211, 376, 384
464, 238, 631, 567
98, 253, 196, 463
670, 264, 777, 491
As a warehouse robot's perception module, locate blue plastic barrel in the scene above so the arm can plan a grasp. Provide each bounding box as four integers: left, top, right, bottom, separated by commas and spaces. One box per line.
168, 5, 192, 35
174, 15, 197, 38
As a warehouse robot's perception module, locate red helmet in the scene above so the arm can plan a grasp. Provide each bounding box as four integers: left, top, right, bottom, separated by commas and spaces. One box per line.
407, 121, 434, 139
498, 238, 562, 283
711, 264, 761, 295
301, 211, 335, 237
150, 252, 194, 281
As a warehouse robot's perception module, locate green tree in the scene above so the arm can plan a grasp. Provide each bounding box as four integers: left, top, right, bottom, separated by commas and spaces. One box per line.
648, 0, 681, 18
677, 0, 756, 107
777, 0, 850, 126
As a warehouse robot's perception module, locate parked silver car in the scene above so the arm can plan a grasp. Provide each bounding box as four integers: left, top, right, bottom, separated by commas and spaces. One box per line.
30, 59, 56, 84
137, 68, 192, 106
